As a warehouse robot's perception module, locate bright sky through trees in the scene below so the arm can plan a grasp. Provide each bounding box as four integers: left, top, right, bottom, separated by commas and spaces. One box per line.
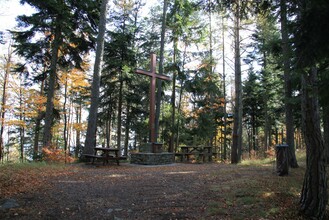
0, 0, 35, 31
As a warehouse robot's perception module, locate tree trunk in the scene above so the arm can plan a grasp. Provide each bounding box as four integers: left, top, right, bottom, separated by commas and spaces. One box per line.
262, 45, 270, 151
170, 38, 178, 153
19, 72, 25, 162
231, 0, 242, 164
75, 104, 81, 158
323, 106, 329, 163
155, 0, 167, 142
117, 79, 123, 150
280, 0, 298, 168
106, 108, 112, 148
63, 73, 68, 162
33, 78, 45, 160
124, 104, 130, 156
84, 0, 109, 155
43, 21, 62, 148
222, 15, 228, 161
299, 67, 327, 219
0, 44, 12, 161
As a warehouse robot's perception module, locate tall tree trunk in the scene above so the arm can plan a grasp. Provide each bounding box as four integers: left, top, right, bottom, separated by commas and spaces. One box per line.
124, 104, 130, 156
33, 79, 45, 160
222, 15, 228, 161
231, 0, 242, 163
117, 79, 123, 150
0, 44, 12, 161
262, 45, 270, 151
84, 0, 108, 155
169, 38, 178, 153
75, 104, 81, 158
300, 67, 327, 219
175, 45, 187, 150
280, 0, 298, 168
63, 73, 68, 162
155, 0, 167, 142
323, 106, 329, 163
19, 72, 25, 162
43, 21, 62, 148
106, 108, 112, 148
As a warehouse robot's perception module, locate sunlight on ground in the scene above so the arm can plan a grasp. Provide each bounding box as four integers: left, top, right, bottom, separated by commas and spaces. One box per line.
57, 180, 85, 183
165, 171, 197, 175
105, 174, 127, 178
262, 192, 274, 198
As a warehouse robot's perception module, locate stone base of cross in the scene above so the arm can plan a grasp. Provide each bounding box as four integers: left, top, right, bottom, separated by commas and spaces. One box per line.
135, 53, 170, 152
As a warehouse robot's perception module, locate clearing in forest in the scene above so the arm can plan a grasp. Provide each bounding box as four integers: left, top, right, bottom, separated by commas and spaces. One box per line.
1, 156, 308, 219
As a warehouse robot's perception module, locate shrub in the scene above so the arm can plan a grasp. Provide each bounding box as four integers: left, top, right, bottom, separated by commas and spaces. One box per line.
42, 147, 75, 163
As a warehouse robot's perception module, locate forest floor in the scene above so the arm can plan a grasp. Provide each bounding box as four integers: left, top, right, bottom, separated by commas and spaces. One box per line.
0, 152, 318, 220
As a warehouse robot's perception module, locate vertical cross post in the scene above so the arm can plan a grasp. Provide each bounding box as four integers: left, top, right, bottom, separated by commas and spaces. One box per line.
135, 54, 170, 149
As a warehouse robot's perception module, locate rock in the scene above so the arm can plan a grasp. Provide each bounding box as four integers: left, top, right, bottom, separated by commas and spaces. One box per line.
0, 199, 19, 210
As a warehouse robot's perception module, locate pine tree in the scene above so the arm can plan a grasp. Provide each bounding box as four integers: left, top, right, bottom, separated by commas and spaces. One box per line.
84, 0, 108, 155
13, 0, 100, 149
294, 0, 329, 218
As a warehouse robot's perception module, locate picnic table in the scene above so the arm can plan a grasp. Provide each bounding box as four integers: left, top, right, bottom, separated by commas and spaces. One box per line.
83, 147, 126, 165
175, 146, 212, 162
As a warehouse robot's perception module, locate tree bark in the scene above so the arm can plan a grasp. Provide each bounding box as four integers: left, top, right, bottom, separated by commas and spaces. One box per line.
84, 0, 109, 155
280, 0, 298, 168
155, 0, 167, 143
222, 15, 228, 161
63, 73, 68, 162
33, 75, 45, 159
117, 79, 123, 150
169, 38, 178, 153
299, 67, 327, 219
231, 0, 242, 163
124, 104, 130, 156
75, 104, 81, 158
0, 44, 12, 161
19, 72, 25, 162
42, 21, 62, 148
323, 106, 329, 163
105, 108, 112, 148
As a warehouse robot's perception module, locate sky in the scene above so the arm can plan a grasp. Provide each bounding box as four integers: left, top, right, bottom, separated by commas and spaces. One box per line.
0, 0, 157, 32
0, 0, 35, 31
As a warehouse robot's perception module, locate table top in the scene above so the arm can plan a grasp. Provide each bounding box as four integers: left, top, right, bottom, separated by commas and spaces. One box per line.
180, 146, 212, 149
180, 146, 212, 153
94, 147, 120, 151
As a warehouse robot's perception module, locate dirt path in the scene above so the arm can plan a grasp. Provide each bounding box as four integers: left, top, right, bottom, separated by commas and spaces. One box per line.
0, 162, 301, 220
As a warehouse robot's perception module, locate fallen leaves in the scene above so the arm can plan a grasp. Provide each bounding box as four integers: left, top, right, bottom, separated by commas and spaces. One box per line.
0, 163, 74, 198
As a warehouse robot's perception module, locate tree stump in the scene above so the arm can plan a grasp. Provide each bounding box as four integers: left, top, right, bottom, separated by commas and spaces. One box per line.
276, 144, 289, 176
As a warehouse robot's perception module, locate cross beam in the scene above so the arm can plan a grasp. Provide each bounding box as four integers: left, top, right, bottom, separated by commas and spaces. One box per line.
135, 53, 170, 144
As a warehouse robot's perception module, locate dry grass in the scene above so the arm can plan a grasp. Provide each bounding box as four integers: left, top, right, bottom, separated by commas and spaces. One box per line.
0, 150, 320, 219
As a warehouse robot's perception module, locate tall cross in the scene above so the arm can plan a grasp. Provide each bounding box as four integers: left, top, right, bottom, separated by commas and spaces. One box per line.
135, 53, 170, 144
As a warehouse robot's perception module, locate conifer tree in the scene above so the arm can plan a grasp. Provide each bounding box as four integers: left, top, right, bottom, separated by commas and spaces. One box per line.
84, 0, 108, 155
13, 0, 99, 149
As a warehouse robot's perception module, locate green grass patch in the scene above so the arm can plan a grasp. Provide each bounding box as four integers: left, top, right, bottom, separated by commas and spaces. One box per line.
207, 201, 228, 216
240, 157, 275, 166
207, 151, 307, 219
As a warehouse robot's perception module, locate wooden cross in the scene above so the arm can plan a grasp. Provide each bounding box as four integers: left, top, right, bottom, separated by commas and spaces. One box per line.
135, 53, 170, 144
